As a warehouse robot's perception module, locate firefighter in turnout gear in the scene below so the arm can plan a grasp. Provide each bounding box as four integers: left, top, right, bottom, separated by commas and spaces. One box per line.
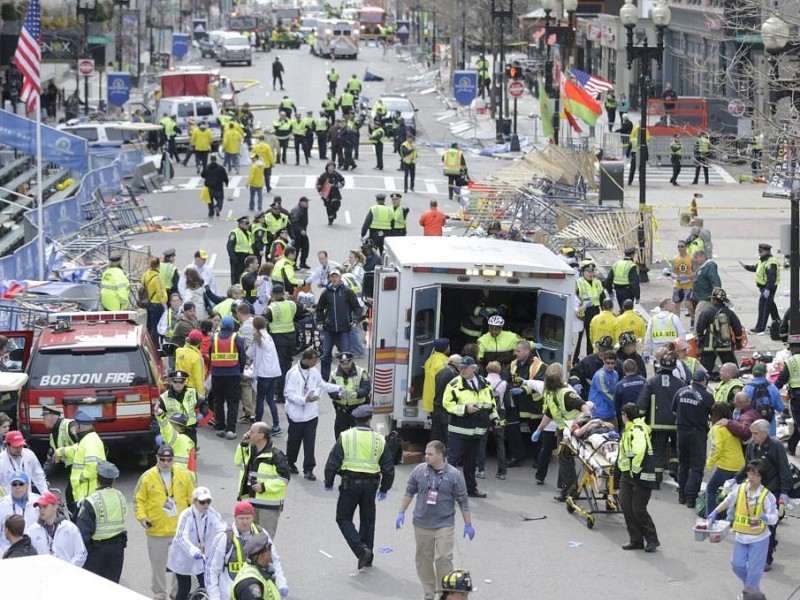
443, 356, 500, 498
76, 460, 128, 583
605, 247, 640, 310
503, 340, 547, 467
669, 134, 682, 185
636, 350, 684, 487
695, 286, 743, 374
328, 352, 371, 439
477, 315, 521, 365
323, 404, 395, 571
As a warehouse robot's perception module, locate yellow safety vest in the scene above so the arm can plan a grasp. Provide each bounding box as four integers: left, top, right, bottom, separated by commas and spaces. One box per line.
100, 266, 130, 311
617, 418, 655, 483
698, 136, 710, 153
264, 213, 288, 236
443, 149, 463, 175
755, 256, 780, 286
369, 205, 393, 230
273, 119, 292, 140
225, 524, 262, 578
322, 98, 338, 112
230, 563, 281, 600
346, 78, 362, 93
392, 206, 406, 230
292, 120, 308, 136
49, 418, 77, 456
267, 300, 297, 334
543, 387, 579, 430
401, 142, 417, 164
714, 378, 743, 403
328, 71, 339, 83
159, 388, 198, 428
333, 366, 368, 407
84, 487, 127, 541
315, 117, 329, 132
160, 262, 177, 291
340, 427, 384, 474
236, 445, 288, 507
576, 277, 603, 317
211, 333, 240, 367
232, 228, 253, 255
786, 355, 800, 388
340, 92, 354, 108
732, 484, 769, 535
58, 431, 107, 502
612, 259, 635, 286
651, 313, 678, 340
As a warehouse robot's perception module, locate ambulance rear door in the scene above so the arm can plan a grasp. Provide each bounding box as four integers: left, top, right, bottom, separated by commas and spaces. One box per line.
370, 267, 400, 412
404, 284, 440, 422
535, 290, 571, 365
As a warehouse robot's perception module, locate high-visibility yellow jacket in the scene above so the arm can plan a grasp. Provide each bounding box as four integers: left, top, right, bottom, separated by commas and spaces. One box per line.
590, 310, 618, 346
252, 141, 275, 168
142, 268, 167, 305
55, 430, 106, 502
422, 350, 449, 413
222, 127, 243, 154
191, 127, 214, 152
100, 266, 130, 310
175, 344, 206, 396
247, 163, 265, 188
133, 465, 195, 537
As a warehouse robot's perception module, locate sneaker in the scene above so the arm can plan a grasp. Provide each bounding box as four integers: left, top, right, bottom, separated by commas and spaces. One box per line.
303, 471, 317, 481
749, 327, 764, 334
495, 472, 506, 480
475, 468, 485, 479
535, 478, 545, 485
270, 426, 283, 436
288, 464, 299, 475
216, 430, 226, 438
238, 415, 253, 423
225, 431, 237, 440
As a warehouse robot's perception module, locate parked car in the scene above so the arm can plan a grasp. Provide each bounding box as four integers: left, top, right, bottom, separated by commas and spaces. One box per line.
373, 94, 418, 134
217, 34, 252, 66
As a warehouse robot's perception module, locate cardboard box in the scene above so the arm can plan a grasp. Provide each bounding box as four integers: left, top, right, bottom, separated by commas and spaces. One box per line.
401, 450, 424, 464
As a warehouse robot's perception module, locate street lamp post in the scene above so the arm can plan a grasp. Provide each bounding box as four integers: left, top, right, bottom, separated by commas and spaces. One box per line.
76, 0, 96, 116
114, 0, 130, 71
761, 11, 800, 349
540, 0, 578, 146
492, 0, 514, 143
620, 0, 670, 278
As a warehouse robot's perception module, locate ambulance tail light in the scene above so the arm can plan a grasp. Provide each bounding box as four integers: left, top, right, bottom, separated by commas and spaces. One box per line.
124, 394, 141, 403
382, 276, 397, 291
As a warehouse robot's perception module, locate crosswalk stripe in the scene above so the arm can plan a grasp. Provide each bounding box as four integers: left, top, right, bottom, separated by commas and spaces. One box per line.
229, 175, 242, 188
185, 176, 201, 189
170, 175, 447, 195
272, 175, 281, 188
383, 177, 397, 191
425, 181, 438, 194
305, 175, 317, 188
344, 175, 355, 189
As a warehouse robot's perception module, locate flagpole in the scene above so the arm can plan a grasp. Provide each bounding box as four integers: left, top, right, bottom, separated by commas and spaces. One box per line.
35, 97, 44, 280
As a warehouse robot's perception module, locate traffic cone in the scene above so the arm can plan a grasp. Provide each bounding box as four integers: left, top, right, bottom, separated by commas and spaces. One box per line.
188, 447, 197, 473
199, 409, 215, 428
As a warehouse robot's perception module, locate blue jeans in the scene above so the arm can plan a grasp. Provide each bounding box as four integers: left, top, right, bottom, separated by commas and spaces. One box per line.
224, 152, 239, 171
249, 187, 263, 211
732, 536, 770, 590
321, 330, 351, 381
705, 467, 737, 517
349, 327, 364, 357
255, 376, 279, 426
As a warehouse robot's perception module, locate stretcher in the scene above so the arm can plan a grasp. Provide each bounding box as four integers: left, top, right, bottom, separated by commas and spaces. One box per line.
562, 423, 622, 529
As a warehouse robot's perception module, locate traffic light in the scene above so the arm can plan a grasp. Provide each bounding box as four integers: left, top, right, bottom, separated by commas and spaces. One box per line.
506, 64, 523, 80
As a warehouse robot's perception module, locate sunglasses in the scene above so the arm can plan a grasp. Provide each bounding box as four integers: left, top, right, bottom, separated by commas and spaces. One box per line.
158, 457, 173, 463
198, 499, 211, 505
11, 482, 26, 487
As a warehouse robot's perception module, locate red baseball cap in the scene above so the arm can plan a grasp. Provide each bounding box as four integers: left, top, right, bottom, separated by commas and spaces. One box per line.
34, 491, 60, 507
4, 431, 25, 447
234, 501, 255, 517
188, 329, 203, 342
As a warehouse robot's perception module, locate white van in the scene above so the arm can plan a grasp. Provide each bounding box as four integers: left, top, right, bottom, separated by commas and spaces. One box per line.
56, 121, 162, 149
155, 96, 222, 147
368, 237, 576, 434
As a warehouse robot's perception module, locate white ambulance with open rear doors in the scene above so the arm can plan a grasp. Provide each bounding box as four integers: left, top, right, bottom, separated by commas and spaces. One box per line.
368, 237, 576, 435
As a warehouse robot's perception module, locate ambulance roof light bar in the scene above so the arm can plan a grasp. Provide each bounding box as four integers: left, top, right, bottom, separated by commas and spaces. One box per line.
48, 311, 139, 325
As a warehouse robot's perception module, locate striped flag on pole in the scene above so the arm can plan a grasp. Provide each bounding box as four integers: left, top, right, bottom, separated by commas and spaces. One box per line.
13, 0, 41, 116
569, 67, 614, 98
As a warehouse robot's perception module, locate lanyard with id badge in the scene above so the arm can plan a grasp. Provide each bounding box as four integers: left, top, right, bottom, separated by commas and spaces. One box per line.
162, 474, 178, 517
426, 467, 444, 506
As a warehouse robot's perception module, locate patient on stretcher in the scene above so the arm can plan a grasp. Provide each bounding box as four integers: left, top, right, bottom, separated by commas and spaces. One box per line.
570, 415, 620, 464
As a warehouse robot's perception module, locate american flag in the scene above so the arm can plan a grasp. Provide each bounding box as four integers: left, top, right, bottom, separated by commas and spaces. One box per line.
569, 67, 614, 98
13, 0, 41, 116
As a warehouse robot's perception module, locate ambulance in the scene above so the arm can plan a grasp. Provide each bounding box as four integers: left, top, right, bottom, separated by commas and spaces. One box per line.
14, 311, 165, 457
368, 237, 576, 434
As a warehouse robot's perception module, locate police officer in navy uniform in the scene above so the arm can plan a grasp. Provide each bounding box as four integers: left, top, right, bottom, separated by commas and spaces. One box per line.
76, 460, 128, 583
323, 405, 395, 571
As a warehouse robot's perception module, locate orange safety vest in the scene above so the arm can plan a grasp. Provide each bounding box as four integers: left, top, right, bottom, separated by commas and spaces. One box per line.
211, 333, 239, 368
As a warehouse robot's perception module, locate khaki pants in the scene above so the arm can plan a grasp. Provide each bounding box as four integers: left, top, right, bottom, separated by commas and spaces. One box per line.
414, 525, 454, 600
147, 534, 176, 600
695, 299, 712, 317
241, 376, 255, 418
255, 505, 282, 539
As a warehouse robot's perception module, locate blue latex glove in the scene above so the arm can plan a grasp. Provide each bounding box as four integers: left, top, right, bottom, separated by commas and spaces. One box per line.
280, 588, 289, 598
707, 509, 717, 522
760, 514, 770, 522
780, 494, 791, 505
531, 429, 542, 443
762, 289, 770, 299
324, 487, 333, 493
509, 387, 524, 396
531, 342, 543, 350
377, 491, 387, 502
193, 551, 203, 560
463, 524, 475, 540
395, 512, 405, 530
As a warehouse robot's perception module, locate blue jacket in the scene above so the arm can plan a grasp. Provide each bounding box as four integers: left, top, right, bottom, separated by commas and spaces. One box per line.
744, 377, 784, 437
589, 367, 618, 419
210, 329, 247, 377
613, 374, 647, 415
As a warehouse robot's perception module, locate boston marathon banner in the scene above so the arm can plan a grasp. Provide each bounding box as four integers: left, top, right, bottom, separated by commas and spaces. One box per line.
0, 108, 89, 173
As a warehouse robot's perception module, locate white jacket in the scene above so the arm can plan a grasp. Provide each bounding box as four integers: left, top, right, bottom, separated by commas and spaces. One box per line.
0, 493, 40, 554
644, 310, 686, 358
247, 334, 281, 379
284, 364, 341, 423
178, 263, 217, 297
167, 505, 226, 576
306, 260, 342, 289
0, 449, 48, 495
27, 518, 87, 566
182, 286, 209, 321
204, 524, 287, 600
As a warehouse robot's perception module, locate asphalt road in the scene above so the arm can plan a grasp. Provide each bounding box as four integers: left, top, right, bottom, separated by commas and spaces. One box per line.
55, 45, 799, 600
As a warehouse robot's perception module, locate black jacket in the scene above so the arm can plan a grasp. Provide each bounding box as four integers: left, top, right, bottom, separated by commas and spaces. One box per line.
735, 436, 793, 496
671, 383, 714, 431
201, 162, 229, 192
695, 303, 743, 351
316, 283, 361, 333
637, 370, 684, 428
289, 205, 308, 237
2, 535, 37, 559
433, 364, 459, 408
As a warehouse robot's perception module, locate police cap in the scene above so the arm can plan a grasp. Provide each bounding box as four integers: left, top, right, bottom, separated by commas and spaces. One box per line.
42, 405, 62, 416
243, 531, 272, 557
96, 460, 120, 479
163, 248, 176, 258
375, 193, 386, 202
108, 252, 122, 263
74, 408, 96, 424
623, 247, 637, 256
351, 404, 374, 419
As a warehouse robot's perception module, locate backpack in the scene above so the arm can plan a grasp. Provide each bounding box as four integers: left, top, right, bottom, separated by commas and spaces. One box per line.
136, 284, 151, 308
750, 382, 774, 422
769, 318, 782, 341
710, 308, 733, 350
